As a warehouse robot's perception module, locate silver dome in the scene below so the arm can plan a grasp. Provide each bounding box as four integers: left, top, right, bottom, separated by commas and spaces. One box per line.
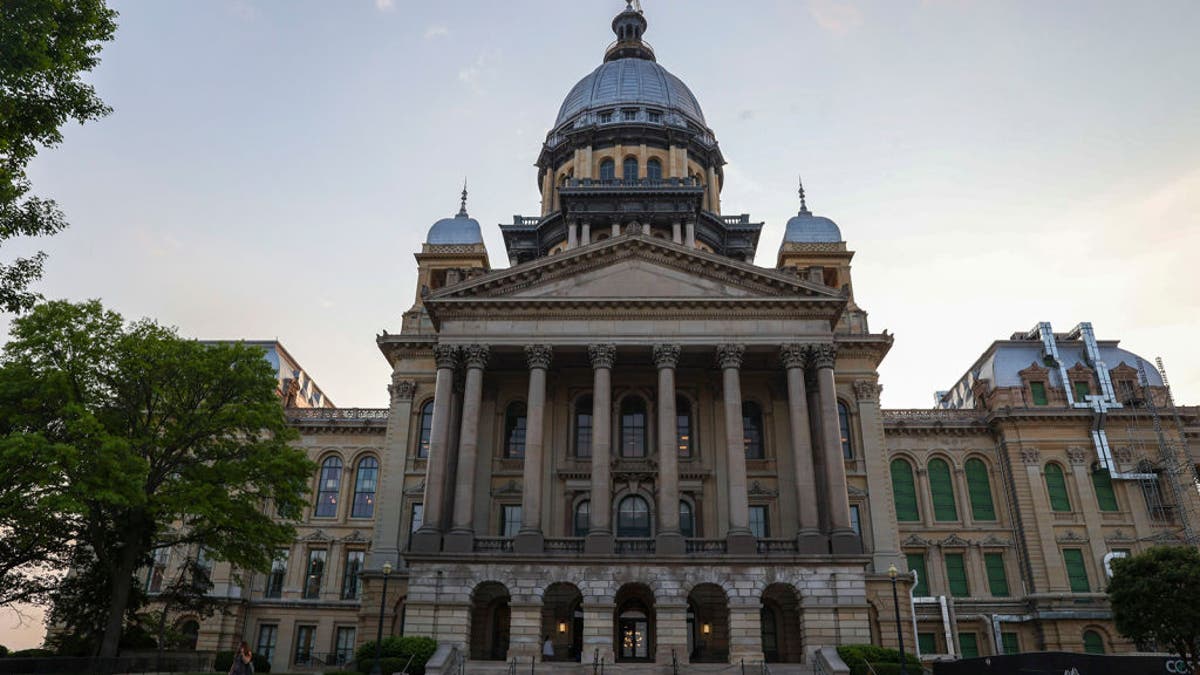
783, 211, 843, 243
554, 58, 706, 131
427, 213, 483, 245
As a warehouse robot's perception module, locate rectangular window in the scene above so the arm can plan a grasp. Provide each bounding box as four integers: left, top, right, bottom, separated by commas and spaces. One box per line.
984, 553, 1010, 597
341, 550, 364, 600
256, 624, 278, 664
622, 109, 637, 121
501, 505, 522, 538
944, 553, 969, 597
749, 505, 770, 538
959, 633, 979, 659
146, 546, 170, 593
1001, 631, 1020, 655
906, 553, 930, 596
1030, 381, 1048, 406
294, 624, 316, 666
648, 110, 662, 123
1074, 381, 1091, 399
266, 549, 288, 598
303, 549, 326, 599
599, 111, 613, 124
1063, 548, 1090, 592
1117, 380, 1137, 402
334, 626, 356, 665
849, 505, 861, 536
410, 503, 423, 534
917, 632, 937, 655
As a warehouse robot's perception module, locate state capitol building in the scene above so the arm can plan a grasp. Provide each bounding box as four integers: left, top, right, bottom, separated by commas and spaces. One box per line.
156, 5, 1200, 672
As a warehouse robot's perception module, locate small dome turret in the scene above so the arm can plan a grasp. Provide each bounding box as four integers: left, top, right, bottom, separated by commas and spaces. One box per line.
426, 184, 483, 245
782, 178, 842, 243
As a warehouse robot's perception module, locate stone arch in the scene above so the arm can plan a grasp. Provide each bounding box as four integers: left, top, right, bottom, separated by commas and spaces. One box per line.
614, 582, 656, 662
469, 581, 512, 661
761, 583, 803, 663
688, 582, 730, 663
541, 582, 584, 662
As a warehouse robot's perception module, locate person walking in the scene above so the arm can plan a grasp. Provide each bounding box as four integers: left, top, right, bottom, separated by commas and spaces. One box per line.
229, 640, 254, 675
542, 635, 554, 662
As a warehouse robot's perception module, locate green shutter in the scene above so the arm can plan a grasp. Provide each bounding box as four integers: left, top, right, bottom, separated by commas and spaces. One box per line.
1083, 630, 1105, 654
1063, 548, 1090, 592
1030, 381, 1048, 405
945, 553, 969, 597
985, 553, 1010, 597
918, 633, 937, 655
928, 458, 958, 521
966, 458, 997, 521
1074, 381, 1091, 399
891, 459, 920, 521
1045, 463, 1072, 512
1091, 468, 1119, 512
906, 553, 929, 596
959, 633, 979, 659
1001, 632, 1020, 655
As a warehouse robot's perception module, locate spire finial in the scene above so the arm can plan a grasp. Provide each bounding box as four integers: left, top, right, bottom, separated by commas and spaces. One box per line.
457, 178, 468, 217
798, 175, 809, 214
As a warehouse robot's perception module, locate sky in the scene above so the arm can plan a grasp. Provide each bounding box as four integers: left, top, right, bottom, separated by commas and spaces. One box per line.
4, 0, 1200, 648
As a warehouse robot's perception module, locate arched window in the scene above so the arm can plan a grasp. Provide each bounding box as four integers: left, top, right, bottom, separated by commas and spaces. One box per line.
575, 396, 593, 458
676, 395, 693, 458
891, 458, 919, 521
620, 396, 648, 458
1083, 630, 1105, 655
417, 400, 434, 459
599, 158, 615, 180
743, 401, 764, 459
179, 620, 200, 650
504, 402, 527, 459
623, 157, 639, 182
1092, 466, 1119, 512
965, 458, 997, 521
351, 456, 379, 518
680, 501, 695, 537
574, 500, 590, 537
927, 458, 958, 521
315, 457, 342, 517
838, 402, 853, 459
1045, 463, 1071, 512
646, 158, 662, 180
617, 495, 651, 537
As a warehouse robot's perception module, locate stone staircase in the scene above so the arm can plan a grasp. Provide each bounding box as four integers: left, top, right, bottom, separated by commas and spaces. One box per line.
457, 660, 816, 674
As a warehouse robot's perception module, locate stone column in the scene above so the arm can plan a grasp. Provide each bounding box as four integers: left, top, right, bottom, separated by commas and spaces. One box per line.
810, 344, 860, 554
516, 344, 553, 554
581, 222, 591, 246
671, 221, 682, 244
781, 344, 823, 554
368, 374, 415, 569
567, 222, 578, 249
444, 344, 489, 553
611, 223, 621, 238
412, 344, 458, 553
654, 344, 684, 554
685, 221, 696, 248
717, 343, 756, 554
586, 344, 616, 554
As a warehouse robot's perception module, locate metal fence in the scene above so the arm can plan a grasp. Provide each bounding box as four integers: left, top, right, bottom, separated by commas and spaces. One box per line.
0, 651, 215, 674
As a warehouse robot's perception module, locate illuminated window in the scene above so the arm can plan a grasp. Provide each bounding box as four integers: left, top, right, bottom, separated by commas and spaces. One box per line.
417, 401, 433, 458
314, 457, 342, 517
743, 401, 764, 459
838, 402, 853, 459
351, 457, 378, 518
676, 396, 693, 458
504, 402, 527, 458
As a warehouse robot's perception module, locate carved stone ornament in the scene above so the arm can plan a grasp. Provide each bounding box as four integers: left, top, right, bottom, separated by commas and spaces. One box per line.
342, 529, 368, 543
939, 533, 970, 548
981, 535, 1011, 548
1020, 448, 1041, 464
716, 343, 745, 369
854, 379, 883, 403
779, 343, 808, 370
404, 481, 426, 496
748, 481, 779, 497
492, 479, 522, 496
589, 343, 617, 369
301, 529, 330, 542
389, 378, 416, 403
525, 344, 553, 370
652, 343, 682, 369
1056, 531, 1085, 543
903, 534, 931, 548
433, 344, 459, 370
1113, 446, 1133, 464
807, 343, 837, 370
462, 343, 491, 369
1066, 446, 1089, 465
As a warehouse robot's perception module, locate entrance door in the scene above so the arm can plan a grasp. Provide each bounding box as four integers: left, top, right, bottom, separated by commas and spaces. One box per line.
619, 616, 650, 660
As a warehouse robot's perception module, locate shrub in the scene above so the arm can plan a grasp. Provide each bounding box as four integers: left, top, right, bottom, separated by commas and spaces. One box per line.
9, 648, 54, 658
0, 644, 8, 657
356, 657, 410, 674
214, 650, 272, 673
354, 636, 436, 674
324, 671, 359, 675
837, 644, 922, 675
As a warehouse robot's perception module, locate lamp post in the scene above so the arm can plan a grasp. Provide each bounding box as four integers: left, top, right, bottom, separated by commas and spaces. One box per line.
371, 562, 393, 675
889, 564, 909, 675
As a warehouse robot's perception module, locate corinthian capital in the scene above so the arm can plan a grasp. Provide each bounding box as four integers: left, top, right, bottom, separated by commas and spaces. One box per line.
462, 344, 491, 370
525, 344, 553, 370
716, 343, 745, 370
389, 377, 416, 403
588, 343, 616, 370
652, 343, 681, 369
433, 344, 458, 370
806, 343, 837, 370
853, 379, 882, 403
779, 343, 808, 370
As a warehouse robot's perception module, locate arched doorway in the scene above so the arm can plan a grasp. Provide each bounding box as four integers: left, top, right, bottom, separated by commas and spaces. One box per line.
177, 619, 200, 650
541, 582, 584, 662
688, 583, 729, 663
614, 583, 655, 662
470, 582, 511, 661
761, 583, 803, 663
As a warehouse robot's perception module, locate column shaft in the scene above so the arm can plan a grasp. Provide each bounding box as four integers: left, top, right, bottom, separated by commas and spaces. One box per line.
717, 344, 755, 555
781, 345, 823, 553
567, 222, 578, 249
586, 344, 616, 554
812, 344, 859, 553
654, 344, 684, 554
516, 345, 552, 553
444, 345, 488, 553
412, 345, 457, 552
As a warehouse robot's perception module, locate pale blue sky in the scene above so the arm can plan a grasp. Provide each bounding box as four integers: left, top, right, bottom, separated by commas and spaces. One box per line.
5, 0, 1200, 648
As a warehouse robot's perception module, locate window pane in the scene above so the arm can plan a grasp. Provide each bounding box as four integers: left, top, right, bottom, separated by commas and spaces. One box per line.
1083, 630, 1105, 655
1045, 464, 1071, 512
1074, 381, 1091, 399
574, 501, 590, 537
352, 457, 378, 518
1063, 548, 1090, 592
257, 625, 278, 664
315, 458, 342, 517
1001, 632, 1019, 655
646, 159, 662, 180
928, 458, 958, 521
944, 553, 969, 597
985, 553, 1009, 597
743, 402, 764, 459
575, 396, 593, 458
838, 402, 853, 459
749, 505, 769, 538
906, 553, 929, 596
418, 402, 433, 458
965, 458, 997, 521
620, 397, 647, 458
600, 159, 615, 180
891, 459, 920, 521
295, 625, 316, 664
1030, 381, 1048, 405
502, 505, 522, 537
266, 549, 288, 598
410, 503, 423, 533
505, 402, 527, 458
335, 627, 356, 665
849, 505, 861, 536
304, 550, 326, 599
1092, 468, 1119, 512
341, 550, 364, 600
623, 157, 638, 181
959, 633, 979, 659
917, 633, 937, 655
617, 496, 650, 537
676, 396, 692, 458
680, 501, 694, 538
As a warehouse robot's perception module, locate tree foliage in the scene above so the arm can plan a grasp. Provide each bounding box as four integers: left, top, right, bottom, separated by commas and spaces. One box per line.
0, 300, 313, 658
1108, 545, 1200, 668
0, 0, 117, 312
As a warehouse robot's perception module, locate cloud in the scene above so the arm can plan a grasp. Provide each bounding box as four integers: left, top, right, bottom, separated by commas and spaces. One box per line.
374, 0, 395, 11
807, 0, 863, 36
424, 25, 449, 40
458, 50, 501, 94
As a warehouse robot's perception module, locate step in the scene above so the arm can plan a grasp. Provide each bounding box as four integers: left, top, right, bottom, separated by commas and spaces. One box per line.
460, 660, 815, 674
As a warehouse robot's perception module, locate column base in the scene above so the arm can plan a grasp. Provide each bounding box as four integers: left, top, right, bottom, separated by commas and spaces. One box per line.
443, 529, 474, 553
514, 529, 544, 554
656, 531, 686, 556
410, 529, 443, 553
797, 530, 826, 555
585, 531, 614, 554
726, 531, 757, 556
830, 529, 863, 555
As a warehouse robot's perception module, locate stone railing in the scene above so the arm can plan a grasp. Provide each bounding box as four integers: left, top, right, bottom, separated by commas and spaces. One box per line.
285, 408, 389, 421
562, 177, 701, 190
614, 538, 655, 555
685, 539, 727, 555
756, 538, 799, 554
474, 537, 514, 553
545, 537, 586, 553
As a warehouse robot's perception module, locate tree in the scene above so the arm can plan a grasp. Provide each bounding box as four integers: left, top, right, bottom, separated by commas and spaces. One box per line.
0, 1, 117, 313
1108, 545, 1200, 669
0, 300, 313, 659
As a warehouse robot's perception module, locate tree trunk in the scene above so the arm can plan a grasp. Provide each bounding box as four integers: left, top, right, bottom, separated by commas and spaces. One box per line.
98, 523, 148, 662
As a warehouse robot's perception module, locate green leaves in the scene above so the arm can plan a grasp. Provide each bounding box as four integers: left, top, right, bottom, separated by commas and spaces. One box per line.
1108, 546, 1200, 668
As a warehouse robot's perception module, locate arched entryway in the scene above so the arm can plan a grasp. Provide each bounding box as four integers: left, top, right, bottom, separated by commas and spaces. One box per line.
541, 582, 584, 662
761, 583, 803, 663
176, 619, 200, 650
688, 583, 729, 663
614, 583, 656, 662
470, 582, 511, 661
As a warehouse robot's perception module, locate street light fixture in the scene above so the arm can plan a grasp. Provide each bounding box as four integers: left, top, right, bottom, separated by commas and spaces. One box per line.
889, 564, 909, 675
371, 562, 393, 675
